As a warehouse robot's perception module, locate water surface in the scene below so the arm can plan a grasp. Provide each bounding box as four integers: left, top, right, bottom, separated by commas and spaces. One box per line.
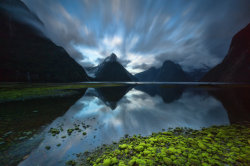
0, 83, 249, 165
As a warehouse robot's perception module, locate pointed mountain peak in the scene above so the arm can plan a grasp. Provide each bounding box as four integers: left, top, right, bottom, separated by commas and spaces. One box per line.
162, 60, 176, 66
94, 52, 135, 81
104, 53, 117, 62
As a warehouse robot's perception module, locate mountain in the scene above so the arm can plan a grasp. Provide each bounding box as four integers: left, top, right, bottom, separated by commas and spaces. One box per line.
89, 53, 135, 81
135, 60, 190, 82
201, 23, 250, 82
187, 67, 210, 81
135, 67, 158, 82
0, 0, 89, 82
85, 66, 99, 78
156, 60, 190, 82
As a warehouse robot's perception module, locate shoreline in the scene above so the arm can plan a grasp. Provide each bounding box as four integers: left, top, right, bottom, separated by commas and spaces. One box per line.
0, 83, 123, 103
69, 124, 250, 166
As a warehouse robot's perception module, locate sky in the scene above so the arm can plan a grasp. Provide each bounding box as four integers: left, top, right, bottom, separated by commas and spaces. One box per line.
22, 0, 250, 74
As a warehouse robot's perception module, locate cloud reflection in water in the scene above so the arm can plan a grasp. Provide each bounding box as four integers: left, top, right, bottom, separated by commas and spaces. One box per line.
20, 87, 229, 166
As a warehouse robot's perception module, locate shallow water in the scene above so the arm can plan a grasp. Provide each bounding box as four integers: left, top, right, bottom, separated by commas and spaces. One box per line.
0, 83, 249, 166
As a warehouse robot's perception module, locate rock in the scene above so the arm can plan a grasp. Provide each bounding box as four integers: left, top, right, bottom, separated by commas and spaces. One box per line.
45, 146, 51, 150
3, 131, 13, 137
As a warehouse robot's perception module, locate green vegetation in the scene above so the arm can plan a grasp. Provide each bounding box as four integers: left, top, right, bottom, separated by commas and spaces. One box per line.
72, 125, 250, 166
45, 146, 51, 150
67, 129, 74, 136
66, 160, 77, 166
46, 121, 91, 147
0, 83, 124, 102
49, 128, 60, 136
66, 125, 87, 136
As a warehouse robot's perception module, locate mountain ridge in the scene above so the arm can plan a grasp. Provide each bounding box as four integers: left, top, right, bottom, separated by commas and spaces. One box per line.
201, 23, 250, 82
0, 0, 89, 82
135, 60, 190, 82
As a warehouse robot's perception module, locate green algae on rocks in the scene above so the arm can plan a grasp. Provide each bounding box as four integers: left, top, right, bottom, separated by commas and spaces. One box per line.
45, 146, 51, 150
48, 128, 60, 136
71, 125, 250, 166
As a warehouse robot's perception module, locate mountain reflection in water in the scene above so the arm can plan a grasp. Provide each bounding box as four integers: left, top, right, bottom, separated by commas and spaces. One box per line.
18, 84, 236, 166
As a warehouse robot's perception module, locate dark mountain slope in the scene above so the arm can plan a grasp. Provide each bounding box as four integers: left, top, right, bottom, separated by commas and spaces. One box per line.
201, 23, 250, 82
0, 0, 88, 82
135, 60, 190, 82
187, 67, 210, 81
135, 67, 158, 82
155, 60, 190, 82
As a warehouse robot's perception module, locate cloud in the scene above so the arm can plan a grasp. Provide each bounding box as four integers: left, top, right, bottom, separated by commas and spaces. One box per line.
22, 0, 250, 73
22, 0, 97, 63
120, 59, 131, 68
155, 51, 220, 71
132, 63, 151, 70
91, 55, 131, 68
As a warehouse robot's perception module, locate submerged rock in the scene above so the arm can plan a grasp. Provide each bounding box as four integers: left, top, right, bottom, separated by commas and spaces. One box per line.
48, 128, 60, 136
3, 131, 13, 137
45, 146, 51, 150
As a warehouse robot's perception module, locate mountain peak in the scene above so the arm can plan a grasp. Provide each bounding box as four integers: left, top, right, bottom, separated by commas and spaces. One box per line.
135, 60, 190, 82
162, 60, 176, 66
104, 53, 117, 62
93, 53, 135, 81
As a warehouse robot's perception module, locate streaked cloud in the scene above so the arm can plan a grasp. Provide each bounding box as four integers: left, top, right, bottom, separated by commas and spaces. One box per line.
22, 0, 250, 73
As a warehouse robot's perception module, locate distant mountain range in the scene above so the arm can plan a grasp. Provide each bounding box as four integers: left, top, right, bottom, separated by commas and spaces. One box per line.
0, 0, 89, 82
201, 23, 250, 82
86, 54, 193, 82
135, 60, 190, 82
86, 53, 135, 81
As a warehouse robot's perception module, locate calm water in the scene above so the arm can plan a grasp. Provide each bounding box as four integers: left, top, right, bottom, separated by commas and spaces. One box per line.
0, 84, 249, 166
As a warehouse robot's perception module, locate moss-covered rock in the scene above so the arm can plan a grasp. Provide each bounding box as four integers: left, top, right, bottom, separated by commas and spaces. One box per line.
67, 129, 74, 136
45, 146, 51, 150
48, 128, 60, 136
70, 124, 250, 166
